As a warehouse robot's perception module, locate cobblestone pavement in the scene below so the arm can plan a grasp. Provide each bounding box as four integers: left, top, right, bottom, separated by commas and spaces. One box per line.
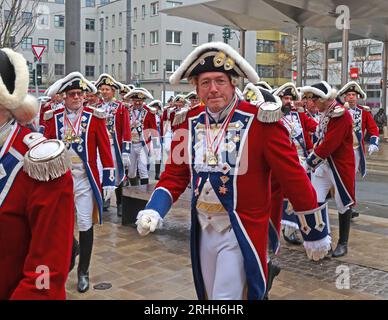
66, 200, 388, 300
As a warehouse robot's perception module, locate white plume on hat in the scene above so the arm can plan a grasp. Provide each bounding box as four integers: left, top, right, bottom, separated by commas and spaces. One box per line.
0, 48, 39, 124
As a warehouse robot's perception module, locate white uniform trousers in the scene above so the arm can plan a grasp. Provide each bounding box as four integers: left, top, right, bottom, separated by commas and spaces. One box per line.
71, 163, 94, 232
128, 142, 149, 179
354, 149, 360, 175
311, 163, 349, 214
199, 224, 246, 299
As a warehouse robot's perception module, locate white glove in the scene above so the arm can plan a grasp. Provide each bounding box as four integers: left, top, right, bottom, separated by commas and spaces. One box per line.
368, 144, 379, 155
103, 187, 114, 201
122, 153, 131, 168
136, 209, 163, 236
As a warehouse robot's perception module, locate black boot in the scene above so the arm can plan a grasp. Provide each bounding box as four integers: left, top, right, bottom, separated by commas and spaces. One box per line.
77, 227, 93, 293
263, 260, 281, 300
140, 178, 149, 185
115, 183, 123, 217
154, 162, 161, 180
332, 209, 352, 257
69, 236, 79, 273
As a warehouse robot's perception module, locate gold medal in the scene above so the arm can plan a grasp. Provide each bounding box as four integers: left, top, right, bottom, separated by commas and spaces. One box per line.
207, 152, 218, 167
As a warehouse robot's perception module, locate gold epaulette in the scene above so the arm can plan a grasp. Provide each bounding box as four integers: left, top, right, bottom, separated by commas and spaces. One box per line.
331, 105, 345, 118
90, 106, 107, 119
172, 107, 190, 126
257, 102, 283, 123
23, 133, 71, 182
43, 109, 55, 121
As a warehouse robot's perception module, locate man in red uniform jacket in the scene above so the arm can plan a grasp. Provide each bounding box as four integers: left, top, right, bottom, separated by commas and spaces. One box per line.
0, 48, 74, 300
125, 87, 158, 185
134, 42, 326, 300
94, 73, 131, 216
44, 72, 116, 293
302, 81, 356, 257
338, 81, 380, 218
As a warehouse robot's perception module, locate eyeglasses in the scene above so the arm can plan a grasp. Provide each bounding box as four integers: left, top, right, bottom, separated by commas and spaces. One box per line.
67, 91, 84, 98
198, 78, 229, 89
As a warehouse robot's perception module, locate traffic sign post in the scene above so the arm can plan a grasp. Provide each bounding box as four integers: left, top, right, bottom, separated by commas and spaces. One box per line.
31, 45, 46, 97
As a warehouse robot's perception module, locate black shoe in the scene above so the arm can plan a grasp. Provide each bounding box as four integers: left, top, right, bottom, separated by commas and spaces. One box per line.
140, 178, 149, 185
282, 229, 303, 245
69, 237, 80, 273
264, 261, 281, 299
77, 270, 90, 293
103, 198, 110, 211
332, 243, 348, 257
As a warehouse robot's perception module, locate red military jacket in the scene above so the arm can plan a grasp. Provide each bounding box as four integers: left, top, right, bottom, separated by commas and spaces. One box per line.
146, 100, 318, 299
44, 106, 115, 222
0, 125, 74, 300
313, 102, 356, 207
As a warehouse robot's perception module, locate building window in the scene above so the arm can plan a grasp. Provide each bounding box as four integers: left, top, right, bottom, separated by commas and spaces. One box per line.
166, 59, 181, 73
192, 32, 199, 46
112, 39, 115, 52
105, 65, 108, 73
133, 34, 137, 48
37, 13, 49, 27
141, 60, 145, 74
21, 37, 32, 50
85, 0, 95, 7
38, 38, 49, 51
22, 12, 33, 25
141, 33, 145, 47
256, 65, 274, 78
369, 45, 382, 56
150, 59, 158, 73
54, 39, 65, 53
208, 33, 215, 42
150, 31, 158, 45
166, 1, 182, 7
55, 0, 64, 3
105, 17, 108, 29
118, 63, 123, 79
119, 38, 123, 50
85, 66, 95, 77
256, 40, 276, 53
41, 63, 49, 75
86, 42, 95, 54
85, 18, 95, 31
166, 30, 181, 44
55, 64, 65, 76
119, 12, 122, 26
100, 0, 110, 5
112, 14, 115, 27
54, 15, 65, 28
133, 61, 137, 75
105, 40, 109, 54
354, 46, 367, 58
328, 49, 335, 60
141, 5, 146, 19
133, 7, 137, 21
111, 64, 115, 77
150, 2, 159, 16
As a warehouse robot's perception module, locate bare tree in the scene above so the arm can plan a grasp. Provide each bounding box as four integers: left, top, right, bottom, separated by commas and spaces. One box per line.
0, 0, 41, 49
277, 36, 325, 86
